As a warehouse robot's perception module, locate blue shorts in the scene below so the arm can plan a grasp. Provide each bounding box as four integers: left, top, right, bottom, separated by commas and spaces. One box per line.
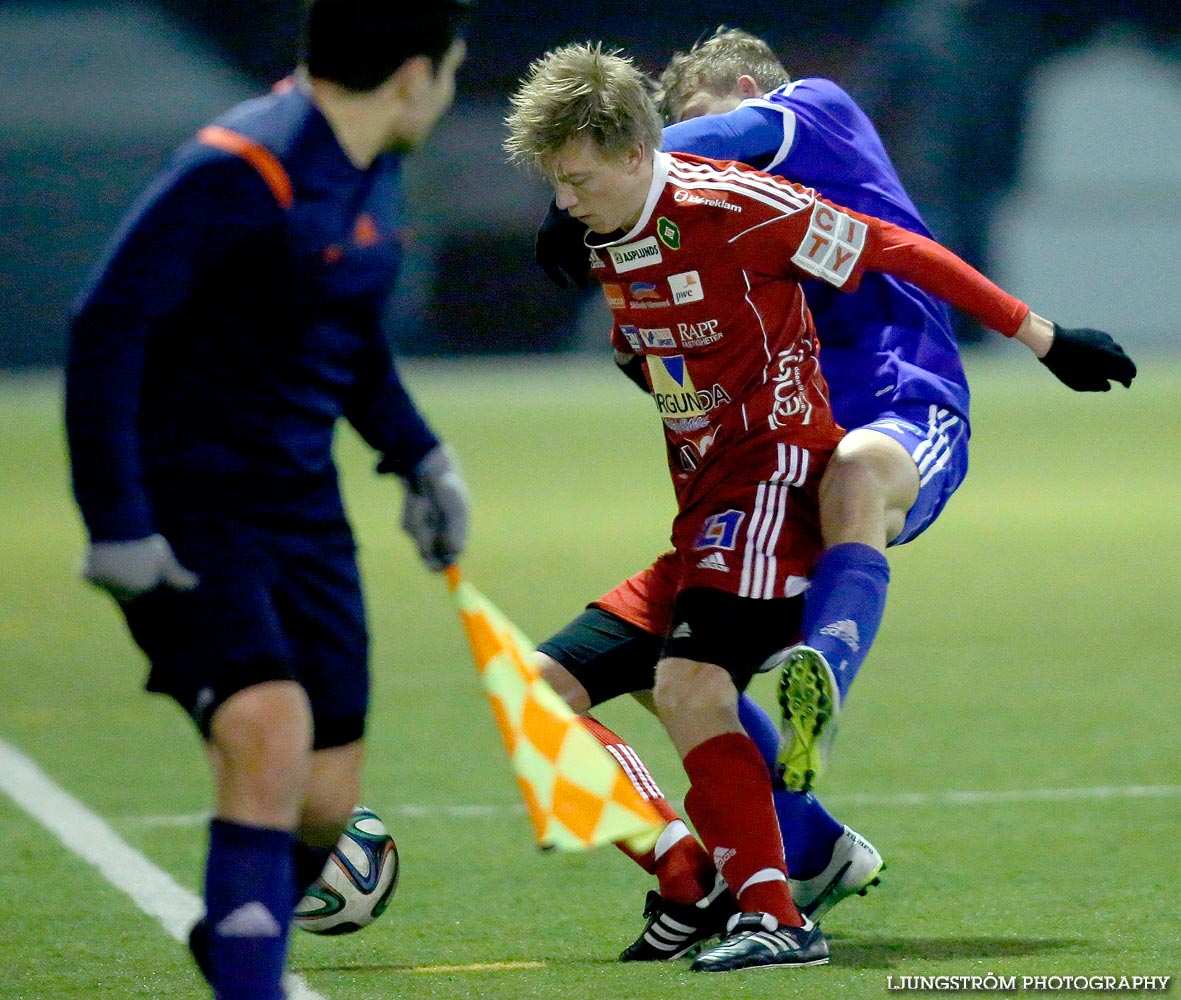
120, 514, 368, 749
857, 403, 970, 547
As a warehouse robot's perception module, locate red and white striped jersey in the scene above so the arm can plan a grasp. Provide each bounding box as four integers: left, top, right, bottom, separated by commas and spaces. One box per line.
592, 150, 1027, 513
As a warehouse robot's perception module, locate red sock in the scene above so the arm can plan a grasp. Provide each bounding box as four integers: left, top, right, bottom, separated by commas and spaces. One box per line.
580, 716, 715, 904
683, 732, 803, 926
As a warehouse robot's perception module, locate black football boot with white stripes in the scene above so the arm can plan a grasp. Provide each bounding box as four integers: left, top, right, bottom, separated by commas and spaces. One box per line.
690, 911, 829, 972
618, 885, 737, 961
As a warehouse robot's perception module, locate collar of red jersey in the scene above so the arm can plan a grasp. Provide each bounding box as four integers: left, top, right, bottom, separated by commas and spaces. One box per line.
583, 150, 673, 250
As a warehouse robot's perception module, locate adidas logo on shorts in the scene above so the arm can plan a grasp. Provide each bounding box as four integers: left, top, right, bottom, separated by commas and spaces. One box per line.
696, 552, 729, 572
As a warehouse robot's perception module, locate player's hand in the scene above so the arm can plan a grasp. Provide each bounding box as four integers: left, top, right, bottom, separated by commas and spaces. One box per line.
1041, 324, 1137, 392
83, 534, 199, 602
401, 444, 469, 571
535, 201, 592, 289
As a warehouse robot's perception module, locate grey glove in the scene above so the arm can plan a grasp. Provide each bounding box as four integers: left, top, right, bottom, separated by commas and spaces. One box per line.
400, 444, 469, 571
82, 534, 199, 602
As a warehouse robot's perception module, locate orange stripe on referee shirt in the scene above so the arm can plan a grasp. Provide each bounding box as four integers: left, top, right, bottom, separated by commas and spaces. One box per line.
196, 125, 294, 210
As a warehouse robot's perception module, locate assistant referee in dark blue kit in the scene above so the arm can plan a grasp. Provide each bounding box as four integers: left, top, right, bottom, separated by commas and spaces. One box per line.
65, 3, 474, 996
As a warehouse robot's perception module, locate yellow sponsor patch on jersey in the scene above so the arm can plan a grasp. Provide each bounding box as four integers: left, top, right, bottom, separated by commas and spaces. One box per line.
649, 355, 708, 423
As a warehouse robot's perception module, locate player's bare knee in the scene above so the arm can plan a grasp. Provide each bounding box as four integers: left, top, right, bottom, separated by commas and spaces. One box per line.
211, 682, 313, 783
652, 658, 731, 718
821, 435, 916, 545
536, 652, 591, 713
821, 449, 883, 510
831, 432, 917, 499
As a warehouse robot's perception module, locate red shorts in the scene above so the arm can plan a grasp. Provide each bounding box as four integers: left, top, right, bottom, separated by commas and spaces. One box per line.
595, 441, 827, 636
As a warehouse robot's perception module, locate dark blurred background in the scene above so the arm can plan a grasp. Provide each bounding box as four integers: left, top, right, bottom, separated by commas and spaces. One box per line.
2, 0, 1179, 367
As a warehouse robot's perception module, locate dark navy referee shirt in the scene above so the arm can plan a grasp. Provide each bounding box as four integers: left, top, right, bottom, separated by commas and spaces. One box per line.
66, 84, 439, 541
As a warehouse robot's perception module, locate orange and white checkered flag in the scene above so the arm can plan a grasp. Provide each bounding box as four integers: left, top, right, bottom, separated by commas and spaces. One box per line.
444, 566, 664, 851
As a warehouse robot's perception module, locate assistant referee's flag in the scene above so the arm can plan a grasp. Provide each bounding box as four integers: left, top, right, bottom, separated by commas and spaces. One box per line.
444, 566, 664, 851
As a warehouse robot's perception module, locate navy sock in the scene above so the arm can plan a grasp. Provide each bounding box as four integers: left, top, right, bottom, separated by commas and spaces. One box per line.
204, 818, 295, 1000
802, 542, 891, 699
738, 694, 843, 879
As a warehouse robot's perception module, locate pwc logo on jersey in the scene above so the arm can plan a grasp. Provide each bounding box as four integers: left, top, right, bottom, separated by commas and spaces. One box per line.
648, 355, 731, 432
609, 236, 663, 273
791, 204, 868, 287
668, 270, 704, 305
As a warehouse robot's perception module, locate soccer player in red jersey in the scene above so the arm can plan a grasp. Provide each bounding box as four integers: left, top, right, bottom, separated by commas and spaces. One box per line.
528, 29, 1135, 966
505, 42, 1132, 973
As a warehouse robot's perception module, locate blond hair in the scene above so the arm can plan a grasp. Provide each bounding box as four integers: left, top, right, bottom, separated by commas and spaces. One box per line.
658, 26, 789, 122
504, 42, 663, 174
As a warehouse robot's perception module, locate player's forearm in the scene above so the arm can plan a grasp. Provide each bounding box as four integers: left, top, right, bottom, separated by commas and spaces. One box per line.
1012, 311, 1054, 358
349, 362, 441, 476
663, 105, 783, 168
65, 310, 155, 541
865, 222, 1029, 336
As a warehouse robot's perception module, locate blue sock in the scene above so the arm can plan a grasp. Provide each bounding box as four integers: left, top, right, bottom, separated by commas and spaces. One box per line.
738, 691, 783, 773
738, 694, 843, 879
205, 819, 295, 1000
802, 542, 891, 700
772, 790, 845, 880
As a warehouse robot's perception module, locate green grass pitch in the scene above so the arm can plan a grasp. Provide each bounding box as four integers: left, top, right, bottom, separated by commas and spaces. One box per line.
1, 353, 1178, 999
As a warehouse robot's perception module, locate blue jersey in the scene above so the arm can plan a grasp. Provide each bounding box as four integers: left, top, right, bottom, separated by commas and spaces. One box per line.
66, 85, 438, 541
663, 78, 970, 431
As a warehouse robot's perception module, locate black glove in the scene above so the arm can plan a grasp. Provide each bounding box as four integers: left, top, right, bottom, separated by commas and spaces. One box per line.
615, 351, 652, 394
1040, 324, 1137, 392
535, 201, 592, 289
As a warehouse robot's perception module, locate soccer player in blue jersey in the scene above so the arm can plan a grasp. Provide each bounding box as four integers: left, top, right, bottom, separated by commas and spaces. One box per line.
65, 3, 473, 998
532, 26, 1135, 961
658, 23, 1127, 783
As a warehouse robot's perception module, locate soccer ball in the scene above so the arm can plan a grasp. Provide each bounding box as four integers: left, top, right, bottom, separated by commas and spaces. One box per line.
293, 805, 400, 935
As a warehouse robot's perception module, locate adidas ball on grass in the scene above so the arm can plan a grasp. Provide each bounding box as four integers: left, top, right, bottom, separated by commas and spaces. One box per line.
294, 805, 399, 935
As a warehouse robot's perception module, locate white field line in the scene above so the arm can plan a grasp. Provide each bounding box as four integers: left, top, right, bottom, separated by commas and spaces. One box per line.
116, 783, 1181, 829
0, 737, 329, 1000
825, 784, 1181, 808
